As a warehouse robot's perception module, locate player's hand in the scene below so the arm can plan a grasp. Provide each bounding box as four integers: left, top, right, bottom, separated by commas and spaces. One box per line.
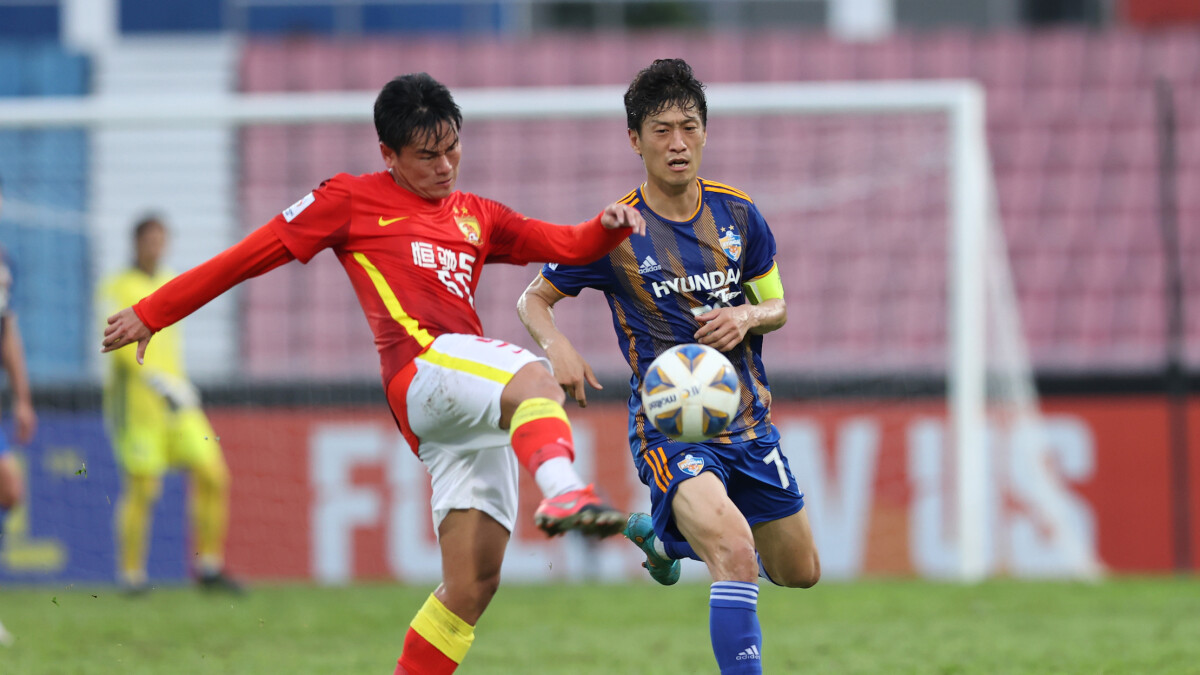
599, 203, 646, 237
694, 305, 752, 352
544, 341, 602, 407
102, 307, 154, 365
13, 398, 36, 445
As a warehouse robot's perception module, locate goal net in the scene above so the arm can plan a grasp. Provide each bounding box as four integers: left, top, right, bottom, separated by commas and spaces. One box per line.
0, 82, 1097, 586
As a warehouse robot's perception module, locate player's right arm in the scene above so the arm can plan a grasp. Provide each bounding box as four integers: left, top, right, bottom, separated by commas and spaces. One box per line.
103, 176, 353, 364
1, 312, 36, 444
101, 225, 295, 364
517, 274, 602, 407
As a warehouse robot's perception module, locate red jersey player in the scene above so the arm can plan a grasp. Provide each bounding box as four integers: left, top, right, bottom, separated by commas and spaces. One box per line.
102, 73, 645, 675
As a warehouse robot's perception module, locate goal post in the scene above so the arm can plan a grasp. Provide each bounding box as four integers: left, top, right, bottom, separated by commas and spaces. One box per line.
0, 81, 1040, 583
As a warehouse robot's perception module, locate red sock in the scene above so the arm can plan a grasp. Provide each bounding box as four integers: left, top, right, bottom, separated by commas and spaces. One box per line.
395, 627, 459, 675
509, 398, 575, 474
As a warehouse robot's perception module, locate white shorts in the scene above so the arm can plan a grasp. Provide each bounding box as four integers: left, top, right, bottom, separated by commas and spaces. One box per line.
403, 333, 547, 534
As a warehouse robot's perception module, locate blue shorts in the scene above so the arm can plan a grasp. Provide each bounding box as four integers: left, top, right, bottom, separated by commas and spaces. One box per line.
0, 427, 8, 457
633, 425, 805, 548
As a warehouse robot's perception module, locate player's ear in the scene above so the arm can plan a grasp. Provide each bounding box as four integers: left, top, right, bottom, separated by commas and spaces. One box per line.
380, 142, 398, 168
627, 128, 642, 156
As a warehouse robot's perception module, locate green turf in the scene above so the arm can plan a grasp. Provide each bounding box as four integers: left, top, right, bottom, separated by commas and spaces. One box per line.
1, 577, 1197, 674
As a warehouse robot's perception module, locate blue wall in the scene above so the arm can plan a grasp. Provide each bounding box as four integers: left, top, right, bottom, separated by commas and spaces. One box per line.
116, 0, 506, 34
0, 6, 59, 39
0, 413, 188, 585
0, 44, 90, 385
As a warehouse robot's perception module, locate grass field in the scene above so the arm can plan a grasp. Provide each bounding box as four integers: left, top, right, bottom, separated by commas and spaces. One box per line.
2, 577, 1198, 674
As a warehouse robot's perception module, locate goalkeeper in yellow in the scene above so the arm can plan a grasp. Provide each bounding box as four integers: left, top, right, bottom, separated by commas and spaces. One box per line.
98, 216, 242, 595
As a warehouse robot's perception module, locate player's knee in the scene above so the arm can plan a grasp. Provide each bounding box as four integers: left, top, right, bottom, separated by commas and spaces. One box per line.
708, 537, 759, 581
524, 365, 565, 405
128, 475, 164, 503
0, 482, 21, 510
0, 460, 21, 509
774, 553, 821, 589
195, 459, 230, 492
503, 364, 566, 420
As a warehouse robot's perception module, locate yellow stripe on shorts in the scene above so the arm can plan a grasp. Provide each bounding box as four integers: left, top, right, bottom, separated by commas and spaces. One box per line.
418, 347, 514, 385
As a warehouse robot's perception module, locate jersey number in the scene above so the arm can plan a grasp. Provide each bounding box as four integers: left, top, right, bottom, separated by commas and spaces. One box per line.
437, 252, 476, 306
763, 447, 789, 489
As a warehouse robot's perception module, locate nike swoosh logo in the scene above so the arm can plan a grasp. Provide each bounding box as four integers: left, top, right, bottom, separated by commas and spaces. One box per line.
378, 216, 409, 227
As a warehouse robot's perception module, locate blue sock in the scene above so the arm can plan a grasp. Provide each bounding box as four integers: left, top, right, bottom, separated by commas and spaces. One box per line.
0, 506, 8, 539
709, 581, 762, 674
663, 539, 701, 562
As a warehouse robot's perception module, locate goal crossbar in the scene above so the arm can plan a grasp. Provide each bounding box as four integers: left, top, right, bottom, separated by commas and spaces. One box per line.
0, 80, 992, 582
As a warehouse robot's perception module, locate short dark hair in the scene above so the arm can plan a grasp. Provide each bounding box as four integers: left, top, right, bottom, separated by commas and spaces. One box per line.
133, 215, 165, 241
624, 59, 707, 133
374, 73, 463, 152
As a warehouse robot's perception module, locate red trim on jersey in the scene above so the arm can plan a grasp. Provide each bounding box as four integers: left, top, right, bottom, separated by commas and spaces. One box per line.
133, 225, 294, 332
386, 355, 425, 455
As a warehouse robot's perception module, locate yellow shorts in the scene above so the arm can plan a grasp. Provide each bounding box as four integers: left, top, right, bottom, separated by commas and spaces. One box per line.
113, 408, 224, 477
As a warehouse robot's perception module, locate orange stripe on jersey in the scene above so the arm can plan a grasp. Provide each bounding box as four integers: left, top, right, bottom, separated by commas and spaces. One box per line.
612, 298, 652, 453
701, 180, 753, 201
644, 448, 669, 492
538, 272, 574, 298
748, 261, 778, 282
655, 447, 674, 481
703, 187, 755, 203
618, 189, 639, 204
351, 251, 434, 348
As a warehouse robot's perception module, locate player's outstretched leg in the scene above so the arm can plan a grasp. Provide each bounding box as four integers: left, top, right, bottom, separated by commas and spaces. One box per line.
507, 392, 624, 538
623, 512, 680, 585
533, 483, 625, 537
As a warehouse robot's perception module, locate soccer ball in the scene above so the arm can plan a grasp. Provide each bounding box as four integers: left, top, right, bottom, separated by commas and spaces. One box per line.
641, 344, 741, 442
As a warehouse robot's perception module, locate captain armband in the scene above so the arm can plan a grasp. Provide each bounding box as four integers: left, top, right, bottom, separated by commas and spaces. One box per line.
743, 263, 784, 304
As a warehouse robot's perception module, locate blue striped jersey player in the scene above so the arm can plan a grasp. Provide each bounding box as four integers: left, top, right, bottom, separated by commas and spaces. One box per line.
519, 59, 820, 675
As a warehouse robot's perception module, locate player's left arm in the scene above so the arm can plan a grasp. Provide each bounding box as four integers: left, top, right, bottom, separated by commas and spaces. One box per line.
696, 202, 784, 351
694, 262, 786, 352
488, 200, 645, 265
1, 312, 37, 444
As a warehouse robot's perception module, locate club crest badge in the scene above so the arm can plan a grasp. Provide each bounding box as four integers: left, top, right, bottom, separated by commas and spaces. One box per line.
718, 228, 742, 261
678, 453, 705, 477
454, 206, 481, 244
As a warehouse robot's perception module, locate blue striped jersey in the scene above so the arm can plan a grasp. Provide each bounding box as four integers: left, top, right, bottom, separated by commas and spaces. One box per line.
540, 178, 779, 454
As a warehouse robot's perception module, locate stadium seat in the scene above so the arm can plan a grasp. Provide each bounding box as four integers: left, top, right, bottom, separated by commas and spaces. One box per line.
234, 29, 1200, 376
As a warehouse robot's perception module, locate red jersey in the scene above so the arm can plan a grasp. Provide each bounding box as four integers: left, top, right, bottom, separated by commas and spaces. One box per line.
134, 171, 630, 385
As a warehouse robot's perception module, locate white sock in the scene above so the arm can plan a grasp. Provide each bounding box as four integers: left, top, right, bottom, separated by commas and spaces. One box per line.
122, 568, 147, 587
653, 536, 669, 559
534, 457, 586, 498
196, 554, 223, 577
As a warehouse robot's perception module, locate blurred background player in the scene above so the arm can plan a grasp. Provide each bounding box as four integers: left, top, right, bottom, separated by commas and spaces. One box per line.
518, 59, 819, 675
100, 73, 644, 674
97, 216, 241, 595
0, 175, 37, 646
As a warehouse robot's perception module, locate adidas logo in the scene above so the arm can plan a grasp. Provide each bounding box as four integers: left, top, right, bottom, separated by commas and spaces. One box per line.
735, 645, 761, 661
638, 255, 661, 274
